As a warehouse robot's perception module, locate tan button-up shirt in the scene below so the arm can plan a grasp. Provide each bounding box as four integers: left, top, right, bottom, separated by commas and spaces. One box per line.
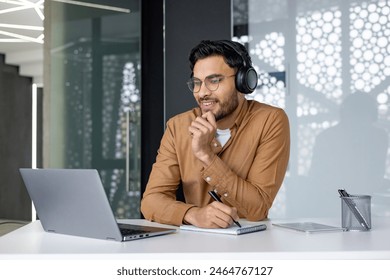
141, 98, 290, 226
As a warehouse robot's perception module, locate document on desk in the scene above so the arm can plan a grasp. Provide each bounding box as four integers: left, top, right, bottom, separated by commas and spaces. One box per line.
180, 221, 267, 235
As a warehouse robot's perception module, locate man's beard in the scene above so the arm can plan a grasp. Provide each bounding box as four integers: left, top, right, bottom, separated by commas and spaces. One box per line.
199, 94, 239, 121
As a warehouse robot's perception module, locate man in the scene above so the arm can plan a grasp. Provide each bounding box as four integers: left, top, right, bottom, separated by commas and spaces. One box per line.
141, 40, 290, 228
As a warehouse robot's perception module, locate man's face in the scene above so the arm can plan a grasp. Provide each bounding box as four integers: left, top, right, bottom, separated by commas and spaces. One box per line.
192, 55, 239, 121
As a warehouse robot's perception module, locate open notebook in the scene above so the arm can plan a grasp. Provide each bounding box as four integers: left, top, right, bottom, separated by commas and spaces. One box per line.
180, 220, 267, 235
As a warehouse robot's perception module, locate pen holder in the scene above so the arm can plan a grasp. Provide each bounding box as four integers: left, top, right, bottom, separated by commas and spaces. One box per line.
341, 195, 371, 231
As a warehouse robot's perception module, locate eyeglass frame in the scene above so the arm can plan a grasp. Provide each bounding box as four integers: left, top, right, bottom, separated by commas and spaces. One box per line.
186, 74, 236, 93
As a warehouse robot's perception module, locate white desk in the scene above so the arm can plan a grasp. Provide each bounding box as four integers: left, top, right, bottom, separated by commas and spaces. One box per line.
0, 218, 389, 260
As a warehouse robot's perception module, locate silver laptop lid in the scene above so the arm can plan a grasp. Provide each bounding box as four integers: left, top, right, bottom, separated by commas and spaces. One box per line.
20, 168, 125, 241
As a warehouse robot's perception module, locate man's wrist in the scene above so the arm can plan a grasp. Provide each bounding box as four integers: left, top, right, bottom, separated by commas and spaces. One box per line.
183, 207, 199, 225
196, 152, 215, 167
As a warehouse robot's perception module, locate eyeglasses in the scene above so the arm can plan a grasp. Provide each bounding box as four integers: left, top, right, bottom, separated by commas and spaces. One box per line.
187, 74, 235, 93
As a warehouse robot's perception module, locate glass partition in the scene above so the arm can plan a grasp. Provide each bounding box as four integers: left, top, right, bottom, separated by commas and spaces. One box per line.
44, 0, 141, 218
233, 0, 390, 219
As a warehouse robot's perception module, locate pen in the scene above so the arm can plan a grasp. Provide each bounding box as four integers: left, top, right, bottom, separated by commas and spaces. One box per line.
338, 189, 369, 230
208, 190, 242, 228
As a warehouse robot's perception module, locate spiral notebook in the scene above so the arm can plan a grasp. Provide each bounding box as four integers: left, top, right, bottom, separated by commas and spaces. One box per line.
180, 221, 267, 235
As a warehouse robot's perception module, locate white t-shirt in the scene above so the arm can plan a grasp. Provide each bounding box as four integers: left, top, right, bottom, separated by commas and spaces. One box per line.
216, 128, 231, 147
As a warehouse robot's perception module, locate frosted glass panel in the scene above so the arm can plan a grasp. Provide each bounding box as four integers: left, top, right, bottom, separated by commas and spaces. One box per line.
233, 0, 390, 219
45, 0, 141, 218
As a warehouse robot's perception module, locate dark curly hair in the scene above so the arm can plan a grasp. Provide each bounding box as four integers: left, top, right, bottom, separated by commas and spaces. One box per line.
188, 40, 252, 75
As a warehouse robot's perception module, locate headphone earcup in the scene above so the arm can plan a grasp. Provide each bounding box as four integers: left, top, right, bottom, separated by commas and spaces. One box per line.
235, 66, 258, 94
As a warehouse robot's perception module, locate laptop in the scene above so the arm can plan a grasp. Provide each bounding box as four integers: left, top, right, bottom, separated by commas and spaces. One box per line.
19, 168, 176, 242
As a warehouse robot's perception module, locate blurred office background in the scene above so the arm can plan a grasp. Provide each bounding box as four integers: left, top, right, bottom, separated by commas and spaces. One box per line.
0, 0, 389, 228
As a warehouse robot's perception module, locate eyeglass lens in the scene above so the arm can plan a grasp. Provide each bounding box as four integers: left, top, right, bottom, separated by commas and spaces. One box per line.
187, 76, 228, 93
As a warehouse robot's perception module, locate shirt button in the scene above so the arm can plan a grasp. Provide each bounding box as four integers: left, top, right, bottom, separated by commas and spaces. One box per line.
213, 142, 218, 147
206, 176, 211, 182
224, 193, 228, 197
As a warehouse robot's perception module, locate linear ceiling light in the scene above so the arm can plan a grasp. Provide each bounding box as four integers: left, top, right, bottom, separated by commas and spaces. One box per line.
0, 29, 44, 43
53, 0, 130, 13
0, 23, 43, 30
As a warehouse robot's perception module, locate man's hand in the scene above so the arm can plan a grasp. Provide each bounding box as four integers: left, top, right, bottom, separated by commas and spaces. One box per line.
188, 111, 217, 166
183, 202, 239, 228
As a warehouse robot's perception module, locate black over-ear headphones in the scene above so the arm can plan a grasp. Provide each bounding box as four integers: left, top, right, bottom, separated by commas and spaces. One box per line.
218, 40, 258, 94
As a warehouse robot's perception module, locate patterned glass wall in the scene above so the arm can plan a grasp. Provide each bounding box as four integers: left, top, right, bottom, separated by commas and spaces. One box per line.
233, 0, 390, 218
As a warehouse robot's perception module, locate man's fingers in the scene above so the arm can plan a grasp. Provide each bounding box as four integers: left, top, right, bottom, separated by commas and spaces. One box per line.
194, 116, 214, 130
202, 112, 217, 128
189, 116, 215, 137
208, 202, 238, 228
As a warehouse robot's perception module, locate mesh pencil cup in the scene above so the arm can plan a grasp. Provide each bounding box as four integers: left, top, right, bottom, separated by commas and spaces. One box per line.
341, 195, 371, 231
